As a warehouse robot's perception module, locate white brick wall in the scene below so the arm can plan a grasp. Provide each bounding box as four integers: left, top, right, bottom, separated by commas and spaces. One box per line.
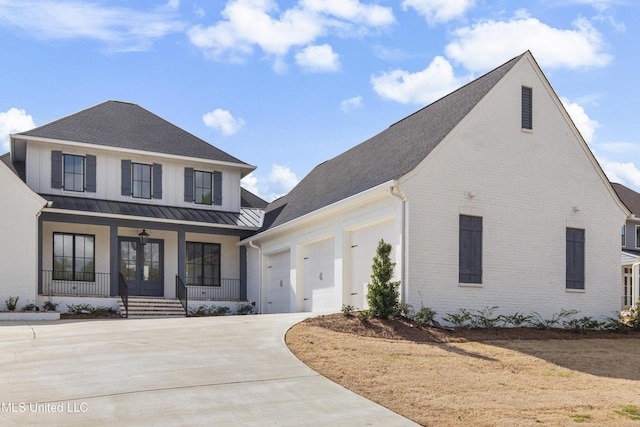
0, 162, 45, 309
401, 55, 627, 321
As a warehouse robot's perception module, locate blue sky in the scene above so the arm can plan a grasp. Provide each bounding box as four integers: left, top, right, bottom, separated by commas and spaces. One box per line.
1, 0, 639, 200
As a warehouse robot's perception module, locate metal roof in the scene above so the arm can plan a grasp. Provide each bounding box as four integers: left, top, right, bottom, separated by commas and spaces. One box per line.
41, 194, 263, 229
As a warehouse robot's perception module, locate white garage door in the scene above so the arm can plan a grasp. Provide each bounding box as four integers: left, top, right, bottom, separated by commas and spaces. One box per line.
348, 220, 397, 310
265, 250, 291, 314
302, 238, 336, 312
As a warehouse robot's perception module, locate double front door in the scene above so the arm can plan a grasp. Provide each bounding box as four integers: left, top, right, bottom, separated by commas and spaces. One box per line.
119, 238, 163, 297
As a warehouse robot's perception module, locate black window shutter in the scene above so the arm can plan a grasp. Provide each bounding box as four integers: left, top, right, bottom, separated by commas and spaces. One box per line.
121, 160, 132, 196
51, 150, 63, 189
459, 215, 482, 284
152, 163, 163, 199
213, 171, 222, 205
566, 228, 585, 289
184, 168, 194, 202
522, 86, 532, 129
85, 155, 97, 192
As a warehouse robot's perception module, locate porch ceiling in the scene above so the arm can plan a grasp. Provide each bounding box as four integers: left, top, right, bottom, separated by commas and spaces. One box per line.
40, 194, 263, 229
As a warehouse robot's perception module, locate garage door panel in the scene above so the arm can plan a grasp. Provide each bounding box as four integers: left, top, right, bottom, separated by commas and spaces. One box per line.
266, 250, 291, 313
348, 221, 396, 310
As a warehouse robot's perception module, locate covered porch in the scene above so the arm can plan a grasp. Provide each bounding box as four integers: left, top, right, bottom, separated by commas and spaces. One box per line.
37, 194, 262, 306
622, 250, 640, 309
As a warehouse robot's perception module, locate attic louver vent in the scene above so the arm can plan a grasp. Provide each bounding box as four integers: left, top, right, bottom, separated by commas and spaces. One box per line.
522, 86, 532, 130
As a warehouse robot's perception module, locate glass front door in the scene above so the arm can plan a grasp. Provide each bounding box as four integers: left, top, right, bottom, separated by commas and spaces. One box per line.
119, 238, 163, 296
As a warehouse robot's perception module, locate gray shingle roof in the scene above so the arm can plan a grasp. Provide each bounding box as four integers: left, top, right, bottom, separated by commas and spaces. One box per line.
14, 100, 251, 167
261, 53, 525, 231
612, 183, 640, 215
0, 152, 25, 181
42, 193, 263, 230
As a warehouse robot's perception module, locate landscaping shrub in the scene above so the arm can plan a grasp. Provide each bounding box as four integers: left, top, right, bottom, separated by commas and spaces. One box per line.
413, 307, 436, 329
22, 303, 39, 312
366, 239, 400, 320
5, 296, 19, 311
341, 304, 355, 316
236, 303, 254, 315
42, 301, 59, 312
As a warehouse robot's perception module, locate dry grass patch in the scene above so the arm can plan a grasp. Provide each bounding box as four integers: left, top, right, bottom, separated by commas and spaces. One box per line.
286, 314, 640, 426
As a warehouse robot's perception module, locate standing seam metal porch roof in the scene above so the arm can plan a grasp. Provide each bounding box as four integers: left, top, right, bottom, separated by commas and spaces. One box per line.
13, 100, 251, 167
41, 193, 264, 229
261, 52, 525, 231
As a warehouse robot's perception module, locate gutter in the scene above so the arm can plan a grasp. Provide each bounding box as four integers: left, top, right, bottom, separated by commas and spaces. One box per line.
239, 179, 398, 245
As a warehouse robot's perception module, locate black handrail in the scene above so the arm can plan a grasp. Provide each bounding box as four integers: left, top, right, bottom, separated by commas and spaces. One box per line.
176, 275, 188, 317
118, 272, 129, 319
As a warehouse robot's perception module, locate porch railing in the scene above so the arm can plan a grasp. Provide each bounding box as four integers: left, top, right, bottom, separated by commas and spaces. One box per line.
42, 270, 110, 296
185, 278, 241, 301
118, 272, 128, 319
176, 275, 188, 316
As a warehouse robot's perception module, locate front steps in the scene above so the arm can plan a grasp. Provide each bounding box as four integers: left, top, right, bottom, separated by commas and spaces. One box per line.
118, 296, 186, 318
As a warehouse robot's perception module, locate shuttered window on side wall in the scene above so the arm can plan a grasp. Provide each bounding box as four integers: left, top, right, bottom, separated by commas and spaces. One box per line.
522, 86, 532, 130
459, 215, 482, 284
566, 228, 585, 290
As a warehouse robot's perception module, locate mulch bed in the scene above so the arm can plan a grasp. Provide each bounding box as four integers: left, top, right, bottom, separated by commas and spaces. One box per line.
302, 313, 640, 343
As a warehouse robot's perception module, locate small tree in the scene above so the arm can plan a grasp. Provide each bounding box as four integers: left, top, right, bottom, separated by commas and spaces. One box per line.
366, 239, 400, 319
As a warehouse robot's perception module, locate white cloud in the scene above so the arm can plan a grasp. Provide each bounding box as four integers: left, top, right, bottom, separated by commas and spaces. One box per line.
0, 108, 35, 153
445, 14, 612, 72
371, 56, 467, 105
560, 97, 599, 144
240, 172, 260, 195
340, 96, 363, 112
202, 109, 246, 136
599, 159, 640, 189
402, 0, 474, 26
241, 164, 300, 201
188, 0, 394, 68
0, 1, 185, 52
295, 44, 340, 72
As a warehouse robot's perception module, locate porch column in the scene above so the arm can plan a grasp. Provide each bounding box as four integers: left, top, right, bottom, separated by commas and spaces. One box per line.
177, 230, 186, 281
110, 225, 118, 296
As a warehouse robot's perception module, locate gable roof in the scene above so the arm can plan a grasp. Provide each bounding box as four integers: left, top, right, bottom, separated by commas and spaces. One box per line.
611, 183, 640, 216
0, 152, 25, 181
12, 100, 254, 173
261, 52, 525, 231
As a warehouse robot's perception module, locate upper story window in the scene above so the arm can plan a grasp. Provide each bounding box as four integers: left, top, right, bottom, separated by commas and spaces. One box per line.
132, 163, 152, 199
195, 170, 213, 205
64, 154, 85, 192
121, 160, 162, 200
622, 225, 626, 247
522, 86, 533, 130
636, 226, 640, 249
51, 150, 96, 193
184, 168, 222, 206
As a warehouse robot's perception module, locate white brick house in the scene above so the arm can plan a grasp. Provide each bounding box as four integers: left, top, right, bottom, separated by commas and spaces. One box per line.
242, 51, 630, 321
2, 101, 266, 314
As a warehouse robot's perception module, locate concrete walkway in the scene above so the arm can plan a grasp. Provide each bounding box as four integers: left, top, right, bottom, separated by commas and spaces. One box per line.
0, 313, 418, 426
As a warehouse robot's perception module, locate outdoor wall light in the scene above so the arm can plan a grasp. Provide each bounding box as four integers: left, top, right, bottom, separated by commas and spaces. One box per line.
138, 229, 150, 246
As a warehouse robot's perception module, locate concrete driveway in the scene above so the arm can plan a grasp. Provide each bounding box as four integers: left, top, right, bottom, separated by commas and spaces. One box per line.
0, 313, 417, 426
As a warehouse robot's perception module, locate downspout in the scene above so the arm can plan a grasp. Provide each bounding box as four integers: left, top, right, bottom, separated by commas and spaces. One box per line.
633, 261, 640, 309
248, 240, 262, 314
387, 183, 407, 304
